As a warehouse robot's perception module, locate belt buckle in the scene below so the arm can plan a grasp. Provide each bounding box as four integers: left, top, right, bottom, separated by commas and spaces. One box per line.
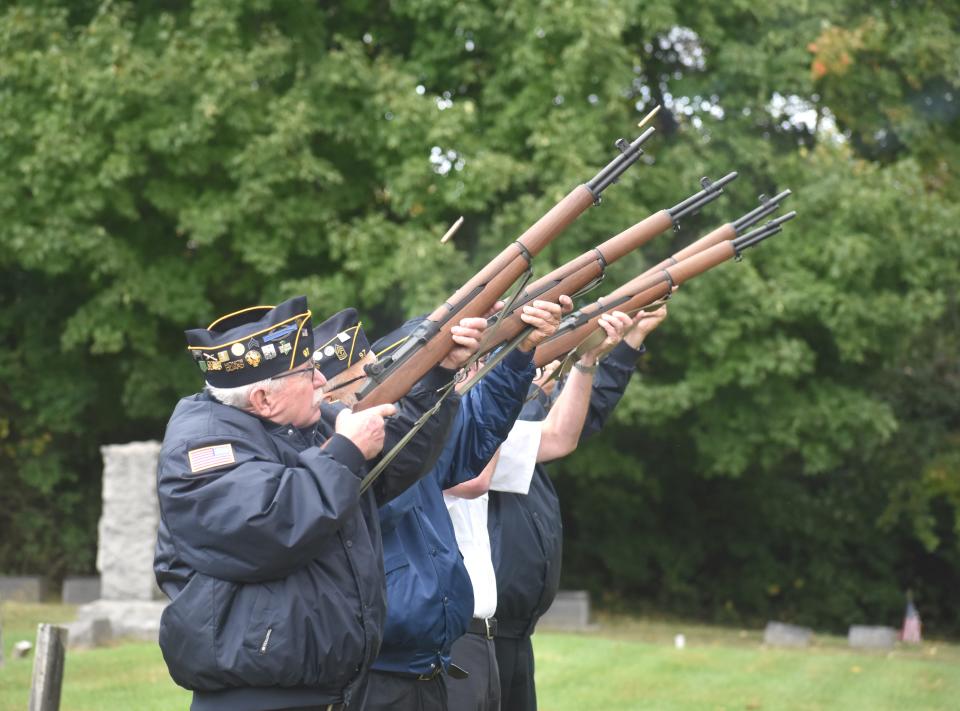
484, 618, 493, 639
416, 666, 441, 681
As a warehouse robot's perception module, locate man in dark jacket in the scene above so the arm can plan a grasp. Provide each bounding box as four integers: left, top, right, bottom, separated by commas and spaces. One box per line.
363, 299, 565, 711
487, 306, 667, 711
154, 295, 486, 711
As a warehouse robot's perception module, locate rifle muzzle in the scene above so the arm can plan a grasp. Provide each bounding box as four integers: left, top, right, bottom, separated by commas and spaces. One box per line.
585, 127, 657, 199
731, 189, 792, 233
732, 210, 798, 253
668, 171, 739, 223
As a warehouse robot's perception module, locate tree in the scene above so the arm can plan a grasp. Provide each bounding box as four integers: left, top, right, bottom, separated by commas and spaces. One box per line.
1, 1, 957, 632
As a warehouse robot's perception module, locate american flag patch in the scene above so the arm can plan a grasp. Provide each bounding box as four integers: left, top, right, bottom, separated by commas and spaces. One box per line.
188, 444, 236, 473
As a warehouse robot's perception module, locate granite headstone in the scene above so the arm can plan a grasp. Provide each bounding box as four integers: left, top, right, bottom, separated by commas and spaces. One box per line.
763, 621, 813, 647
62, 577, 101, 605
0, 576, 47, 602
848, 625, 897, 649
537, 590, 592, 631
74, 442, 166, 641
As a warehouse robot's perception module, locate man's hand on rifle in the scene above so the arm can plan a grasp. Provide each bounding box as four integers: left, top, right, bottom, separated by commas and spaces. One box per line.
518, 296, 570, 352
624, 304, 668, 350
439, 302, 506, 370
579, 310, 633, 366
334, 404, 398, 460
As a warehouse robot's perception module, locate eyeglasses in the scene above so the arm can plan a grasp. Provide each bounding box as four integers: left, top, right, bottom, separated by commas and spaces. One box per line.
269, 362, 319, 382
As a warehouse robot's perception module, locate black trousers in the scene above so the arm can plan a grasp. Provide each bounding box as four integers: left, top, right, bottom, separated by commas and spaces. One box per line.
364, 669, 448, 711
493, 636, 536, 711
446, 631, 501, 711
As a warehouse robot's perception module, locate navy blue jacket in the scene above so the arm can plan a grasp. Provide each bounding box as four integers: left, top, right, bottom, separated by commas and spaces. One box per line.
373, 348, 536, 675
154, 367, 457, 711
488, 342, 644, 637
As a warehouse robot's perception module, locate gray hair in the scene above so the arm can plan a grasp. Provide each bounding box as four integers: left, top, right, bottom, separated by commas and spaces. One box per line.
205, 376, 282, 410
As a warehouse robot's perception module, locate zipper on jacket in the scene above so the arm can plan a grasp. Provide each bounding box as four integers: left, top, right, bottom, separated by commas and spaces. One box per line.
259, 627, 273, 655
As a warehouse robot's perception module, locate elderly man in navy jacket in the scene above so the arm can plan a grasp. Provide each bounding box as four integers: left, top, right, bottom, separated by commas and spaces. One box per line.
154, 296, 487, 711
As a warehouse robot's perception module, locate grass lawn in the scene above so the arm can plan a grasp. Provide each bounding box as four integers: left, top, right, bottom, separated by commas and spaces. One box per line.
2, 603, 958, 710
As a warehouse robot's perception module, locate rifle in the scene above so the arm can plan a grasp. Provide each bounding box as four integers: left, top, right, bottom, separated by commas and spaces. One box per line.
533, 210, 798, 367
475, 173, 740, 358
353, 127, 657, 410
637, 189, 791, 278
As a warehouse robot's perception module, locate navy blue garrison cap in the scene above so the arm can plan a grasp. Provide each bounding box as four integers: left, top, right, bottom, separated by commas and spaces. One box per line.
312, 308, 371, 379
185, 296, 314, 388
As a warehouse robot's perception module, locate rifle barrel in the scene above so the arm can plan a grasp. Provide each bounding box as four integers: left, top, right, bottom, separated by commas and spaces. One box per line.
668, 172, 739, 223
354, 131, 658, 409
732, 210, 797, 252
585, 127, 656, 198
731, 189, 791, 233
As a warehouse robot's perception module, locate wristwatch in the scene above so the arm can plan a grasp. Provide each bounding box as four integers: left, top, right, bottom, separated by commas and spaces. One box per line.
573, 360, 597, 375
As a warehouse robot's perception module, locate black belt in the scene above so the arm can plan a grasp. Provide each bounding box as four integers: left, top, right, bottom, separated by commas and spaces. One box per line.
374, 666, 443, 682
468, 617, 498, 639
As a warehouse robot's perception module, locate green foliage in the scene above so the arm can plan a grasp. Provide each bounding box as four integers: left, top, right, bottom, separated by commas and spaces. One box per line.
0, 0, 958, 633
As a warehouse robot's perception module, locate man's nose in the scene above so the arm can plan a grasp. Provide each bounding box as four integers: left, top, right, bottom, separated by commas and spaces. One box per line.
313, 369, 327, 389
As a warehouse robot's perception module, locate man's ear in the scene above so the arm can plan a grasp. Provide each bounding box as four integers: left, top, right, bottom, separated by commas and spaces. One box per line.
248, 385, 273, 417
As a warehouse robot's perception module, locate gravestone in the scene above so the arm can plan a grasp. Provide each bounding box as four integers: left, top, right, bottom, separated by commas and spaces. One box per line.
763, 621, 813, 647
62, 577, 101, 605
537, 590, 592, 631
74, 442, 166, 641
0, 576, 47, 602
65, 618, 112, 649
848, 625, 897, 649
97, 442, 164, 601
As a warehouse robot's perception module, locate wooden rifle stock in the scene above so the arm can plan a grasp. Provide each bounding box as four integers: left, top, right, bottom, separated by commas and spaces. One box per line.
533, 191, 793, 366
639, 223, 736, 277
477, 210, 675, 355
534, 240, 738, 366
354, 184, 597, 409
478, 171, 743, 356
353, 128, 658, 408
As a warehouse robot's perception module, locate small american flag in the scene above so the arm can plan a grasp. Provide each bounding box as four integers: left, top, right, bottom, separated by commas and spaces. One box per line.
900, 593, 922, 644
188, 444, 236, 473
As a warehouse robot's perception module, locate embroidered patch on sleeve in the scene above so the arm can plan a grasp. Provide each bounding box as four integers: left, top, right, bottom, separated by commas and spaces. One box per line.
188, 444, 236, 473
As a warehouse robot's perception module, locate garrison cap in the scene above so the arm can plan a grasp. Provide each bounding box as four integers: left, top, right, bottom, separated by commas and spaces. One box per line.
312, 308, 371, 379
185, 296, 314, 387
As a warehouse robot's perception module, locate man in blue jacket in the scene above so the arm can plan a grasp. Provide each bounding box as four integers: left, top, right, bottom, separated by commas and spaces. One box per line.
154, 296, 487, 711
487, 306, 667, 711
363, 298, 565, 711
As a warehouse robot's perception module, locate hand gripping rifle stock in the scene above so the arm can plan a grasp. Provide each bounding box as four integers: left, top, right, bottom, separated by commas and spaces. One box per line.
533, 209, 798, 366
352, 127, 656, 410
477, 172, 740, 357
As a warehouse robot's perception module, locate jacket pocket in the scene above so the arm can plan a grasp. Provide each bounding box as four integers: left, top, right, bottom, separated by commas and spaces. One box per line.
242, 582, 275, 654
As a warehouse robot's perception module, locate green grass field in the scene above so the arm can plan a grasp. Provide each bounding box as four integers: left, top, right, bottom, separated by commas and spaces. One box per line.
2, 603, 957, 710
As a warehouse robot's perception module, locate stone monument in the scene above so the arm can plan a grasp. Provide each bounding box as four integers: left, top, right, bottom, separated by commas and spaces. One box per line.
848, 625, 897, 649
763, 621, 813, 647
72, 441, 167, 645
537, 590, 594, 631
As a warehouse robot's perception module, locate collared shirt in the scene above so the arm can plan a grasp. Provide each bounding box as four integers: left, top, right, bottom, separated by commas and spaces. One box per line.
373, 348, 536, 676
444, 421, 542, 619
